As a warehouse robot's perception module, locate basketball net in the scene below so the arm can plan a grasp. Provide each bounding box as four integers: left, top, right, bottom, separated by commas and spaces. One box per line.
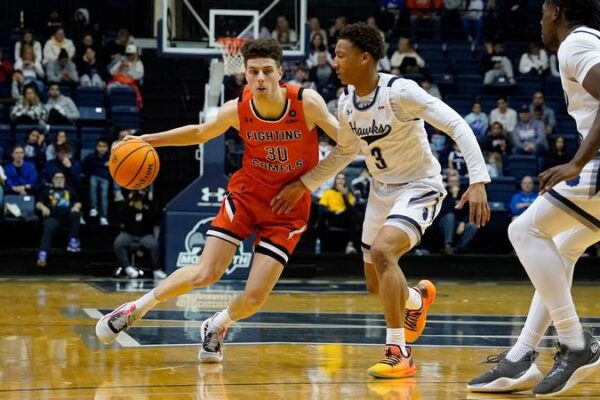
216, 37, 246, 75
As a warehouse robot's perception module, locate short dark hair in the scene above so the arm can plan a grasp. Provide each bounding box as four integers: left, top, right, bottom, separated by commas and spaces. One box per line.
241, 39, 283, 66
58, 48, 69, 60
96, 137, 109, 145
547, 0, 600, 30
338, 22, 385, 61
48, 82, 60, 89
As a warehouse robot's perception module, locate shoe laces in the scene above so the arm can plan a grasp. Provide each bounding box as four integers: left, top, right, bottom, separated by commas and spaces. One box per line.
550, 343, 567, 371
110, 308, 135, 331
380, 347, 405, 367
482, 350, 508, 364
404, 307, 421, 331
203, 329, 223, 352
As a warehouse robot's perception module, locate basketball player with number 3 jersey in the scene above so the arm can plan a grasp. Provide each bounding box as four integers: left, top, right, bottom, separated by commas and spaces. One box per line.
95, 39, 359, 363
274, 23, 491, 379
469, 1, 600, 397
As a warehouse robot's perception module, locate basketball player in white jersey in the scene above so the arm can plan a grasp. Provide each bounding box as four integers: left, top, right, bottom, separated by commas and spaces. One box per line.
272, 23, 491, 378
469, 0, 600, 396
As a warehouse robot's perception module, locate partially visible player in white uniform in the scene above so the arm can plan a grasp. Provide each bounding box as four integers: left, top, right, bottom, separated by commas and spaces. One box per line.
272, 23, 490, 378
469, 0, 600, 397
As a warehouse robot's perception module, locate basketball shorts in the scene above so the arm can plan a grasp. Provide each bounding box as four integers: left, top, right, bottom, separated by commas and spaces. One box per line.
208, 171, 311, 266
362, 175, 447, 263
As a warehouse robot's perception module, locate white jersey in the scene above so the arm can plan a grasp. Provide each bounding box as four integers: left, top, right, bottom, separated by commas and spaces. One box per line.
337, 73, 489, 185
555, 27, 600, 200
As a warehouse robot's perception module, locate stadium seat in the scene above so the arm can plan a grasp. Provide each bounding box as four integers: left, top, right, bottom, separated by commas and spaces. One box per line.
111, 105, 141, 129
515, 76, 544, 96
507, 154, 538, 181
80, 127, 107, 159
487, 176, 517, 204
76, 86, 105, 107
0, 124, 10, 162
79, 106, 107, 123
456, 74, 482, 97
108, 86, 137, 107
3, 194, 38, 221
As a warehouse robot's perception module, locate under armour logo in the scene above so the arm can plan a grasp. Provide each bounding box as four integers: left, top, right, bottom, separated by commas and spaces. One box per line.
201, 187, 226, 202
245, 117, 254, 123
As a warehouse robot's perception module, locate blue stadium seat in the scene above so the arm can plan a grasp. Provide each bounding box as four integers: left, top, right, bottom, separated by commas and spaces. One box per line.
487, 177, 517, 204
111, 105, 141, 129
79, 106, 107, 123
3, 194, 38, 221
544, 76, 563, 97
556, 115, 577, 136
76, 86, 105, 107
108, 86, 137, 107
453, 59, 480, 75
515, 76, 544, 96
80, 127, 107, 158
431, 73, 455, 95
507, 154, 538, 181
0, 124, 10, 162
456, 74, 482, 97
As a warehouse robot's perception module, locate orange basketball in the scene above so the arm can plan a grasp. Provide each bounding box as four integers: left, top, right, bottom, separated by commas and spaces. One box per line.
109, 138, 160, 190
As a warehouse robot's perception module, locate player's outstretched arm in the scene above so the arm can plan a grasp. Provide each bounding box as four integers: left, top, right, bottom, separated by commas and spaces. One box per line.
137, 100, 239, 148
271, 89, 360, 214
539, 64, 600, 193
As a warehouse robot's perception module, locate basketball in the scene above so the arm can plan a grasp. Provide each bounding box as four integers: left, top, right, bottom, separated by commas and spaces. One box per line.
109, 138, 160, 190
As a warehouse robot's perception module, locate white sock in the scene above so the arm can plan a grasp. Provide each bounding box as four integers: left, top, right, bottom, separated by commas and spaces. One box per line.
133, 289, 160, 318
506, 292, 550, 362
551, 304, 585, 350
405, 287, 422, 310
209, 308, 235, 330
386, 328, 407, 355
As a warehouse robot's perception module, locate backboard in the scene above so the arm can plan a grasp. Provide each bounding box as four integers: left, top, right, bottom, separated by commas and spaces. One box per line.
158, 0, 307, 59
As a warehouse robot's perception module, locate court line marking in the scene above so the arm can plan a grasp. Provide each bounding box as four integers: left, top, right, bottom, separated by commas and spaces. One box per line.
82, 308, 104, 319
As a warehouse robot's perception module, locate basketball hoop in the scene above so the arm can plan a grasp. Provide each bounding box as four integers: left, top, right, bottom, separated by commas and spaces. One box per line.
216, 37, 246, 75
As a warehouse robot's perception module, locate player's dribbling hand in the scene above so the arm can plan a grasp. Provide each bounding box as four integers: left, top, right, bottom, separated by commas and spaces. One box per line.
455, 182, 490, 228
270, 180, 309, 215
123, 135, 143, 142
538, 161, 582, 195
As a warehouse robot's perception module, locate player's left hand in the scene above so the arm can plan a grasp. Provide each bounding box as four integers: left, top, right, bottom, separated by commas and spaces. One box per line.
538, 161, 582, 195
271, 180, 309, 215
455, 182, 490, 228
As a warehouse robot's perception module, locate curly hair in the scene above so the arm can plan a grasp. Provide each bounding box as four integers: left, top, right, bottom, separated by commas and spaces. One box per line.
241, 39, 283, 66
338, 22, 385, 61
547, 0, 600, 30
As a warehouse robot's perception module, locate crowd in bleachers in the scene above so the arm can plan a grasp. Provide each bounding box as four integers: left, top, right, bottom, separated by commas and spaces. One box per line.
0, 8, 159, 269
221, 2, 579, 255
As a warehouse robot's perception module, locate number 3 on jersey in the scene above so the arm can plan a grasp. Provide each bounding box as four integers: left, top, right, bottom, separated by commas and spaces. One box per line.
265, 146, 289, 163
371, 147, 387, 169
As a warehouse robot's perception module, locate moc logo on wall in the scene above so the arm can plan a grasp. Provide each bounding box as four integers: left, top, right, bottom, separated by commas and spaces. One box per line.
176, 217, 252, 275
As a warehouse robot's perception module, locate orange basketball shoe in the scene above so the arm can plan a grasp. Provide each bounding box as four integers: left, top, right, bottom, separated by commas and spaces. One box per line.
367, 345, 417, 379
404, 279, 437, 343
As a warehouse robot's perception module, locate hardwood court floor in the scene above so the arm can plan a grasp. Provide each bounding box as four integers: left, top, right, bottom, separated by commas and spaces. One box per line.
2, 277, 600, 399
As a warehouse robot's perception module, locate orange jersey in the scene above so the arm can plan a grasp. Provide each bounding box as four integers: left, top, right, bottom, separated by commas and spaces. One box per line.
236, 83, 319, 188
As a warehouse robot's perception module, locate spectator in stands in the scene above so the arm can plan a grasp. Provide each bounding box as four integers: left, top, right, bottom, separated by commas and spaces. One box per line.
481, 41, 515, 86
327, 86, 345, 116
309, 17, 328, 46
10, 84, 48, 127
366, 16, 386, 43
45, 83, 79, 125
328, 16, 348, 53
464, 101, 489, 140
377, 54, 392, 73
489, 96, 517, 134
350, 168, 370, 205
289, 67, 316, 91
41, 143, 81, 189
407, 0, 442, 42
113, 188, 165, 279
82, 138, 110, 225
318, 172, 360, 254
547, 136, 570, 168
46, 130, 72, 161
461, 0, 485, 48
549, 53, 560, 78
71, 8, 91, 43
482, 121, 510, 156
306, 33, 332, 69
105, 29, 132, 62
4, 144, 37, 195
309, 52, 339, 102
529, 91, 556, 135
109, 44, 144, 83
429, 128, 451, 166
272, 16, 297, 46
486, 151, 503, 178
15, 45, 45, 84
11, 70, 27, 101
14, 30, 42, 64
519, 42, 549, 77
0, 49, 14, 98
508, 175, 537, 220
46, 48, 79, 86
76, 33, 98, 59
35, 170, 82, 267
43, 26, 76, 64
447, 141, 468, 176
511, 104, 547, 155
0, 165, 5, 210
23, 128, 46, 172
389, 37, 426, 74
420, 77, 442, 99
77, 47, 105, 87
439, 173, 478, 255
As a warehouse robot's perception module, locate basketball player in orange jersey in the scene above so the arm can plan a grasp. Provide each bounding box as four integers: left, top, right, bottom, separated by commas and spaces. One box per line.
95, 39, 363, 363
